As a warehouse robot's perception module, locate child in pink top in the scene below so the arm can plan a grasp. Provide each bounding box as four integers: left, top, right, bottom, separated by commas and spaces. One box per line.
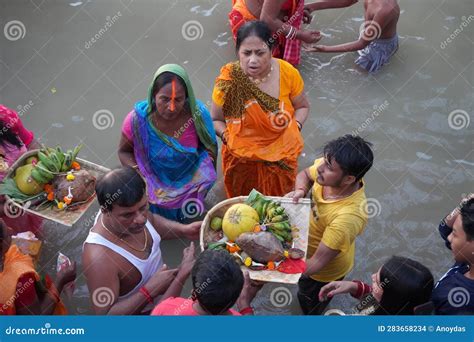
151, 250, 262, 316
151, 297, 241, 316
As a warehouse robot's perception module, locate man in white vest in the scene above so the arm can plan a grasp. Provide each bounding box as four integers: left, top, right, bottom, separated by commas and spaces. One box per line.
83, 167, 195, 315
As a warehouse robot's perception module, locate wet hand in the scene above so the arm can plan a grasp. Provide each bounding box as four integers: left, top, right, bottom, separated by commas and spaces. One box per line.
236, 272, 264, 310
284, 189, 306, 203
182, 221, 202, 240
147, 264, 179, 297
178, 242, 196, 278
57, 261, 77, 289
319, 280, 357, 301
303, 8, 313, 24
299, 30, 322, 44
303, 44, 327, 52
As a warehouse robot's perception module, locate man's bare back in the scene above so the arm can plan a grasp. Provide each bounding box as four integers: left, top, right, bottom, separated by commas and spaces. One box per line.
364, 0, 400, 39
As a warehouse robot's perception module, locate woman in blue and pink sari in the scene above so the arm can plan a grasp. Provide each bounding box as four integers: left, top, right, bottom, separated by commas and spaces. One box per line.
118, 64, 218, 225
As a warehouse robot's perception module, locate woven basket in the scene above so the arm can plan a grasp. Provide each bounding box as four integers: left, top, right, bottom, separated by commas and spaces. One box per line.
200, 196, 312, 284
4, 149, 110, 227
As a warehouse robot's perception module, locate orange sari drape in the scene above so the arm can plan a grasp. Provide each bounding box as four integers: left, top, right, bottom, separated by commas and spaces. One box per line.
0, 245, 66, 315
213, 60, 304, 197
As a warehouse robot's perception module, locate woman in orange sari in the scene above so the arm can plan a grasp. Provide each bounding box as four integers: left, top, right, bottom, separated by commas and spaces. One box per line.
0, 219, 75, 315
211, 21, 310, 198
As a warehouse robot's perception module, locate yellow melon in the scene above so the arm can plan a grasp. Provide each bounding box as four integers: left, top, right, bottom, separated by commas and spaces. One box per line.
222, 203, 259, 241
14, 164, 43, 195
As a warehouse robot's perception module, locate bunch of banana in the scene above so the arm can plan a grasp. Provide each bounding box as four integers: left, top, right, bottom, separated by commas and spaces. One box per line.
30, 144, 83, 184
263, 202, 292, 242
246, 190, 293, 243
251, 198, 268, 222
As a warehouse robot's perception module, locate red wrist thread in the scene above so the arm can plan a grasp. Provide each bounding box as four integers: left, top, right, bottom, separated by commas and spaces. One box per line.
239, 307, 254, 315
140, 286, 154, 305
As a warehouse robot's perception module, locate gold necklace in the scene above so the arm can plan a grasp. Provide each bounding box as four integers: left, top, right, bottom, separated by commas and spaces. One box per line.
249, 65, 274, 85
100, 215, 148, 253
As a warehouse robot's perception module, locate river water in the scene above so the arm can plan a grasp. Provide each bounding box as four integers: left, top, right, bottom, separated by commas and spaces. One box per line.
1, 0, 472, 314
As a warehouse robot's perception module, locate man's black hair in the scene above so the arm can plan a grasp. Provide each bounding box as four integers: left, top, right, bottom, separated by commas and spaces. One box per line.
323, 134, 374, 182
95, 167, 146, 212
461, 198, 474, 241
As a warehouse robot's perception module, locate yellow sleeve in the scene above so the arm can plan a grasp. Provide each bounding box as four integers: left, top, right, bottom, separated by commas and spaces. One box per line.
212, 86, 225, 107
280, 60, 304, 98
321, 213, 366, 253
211, 63, 233, 107
290, 67, 304, 98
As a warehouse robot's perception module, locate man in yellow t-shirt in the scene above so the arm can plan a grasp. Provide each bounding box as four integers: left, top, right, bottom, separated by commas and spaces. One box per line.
288, 134, 374, 315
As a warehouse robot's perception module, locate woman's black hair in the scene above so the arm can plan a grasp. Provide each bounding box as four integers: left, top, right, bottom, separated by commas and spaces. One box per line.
0, 121, 23, 148
149, 72, 189, 114
373, 256, 434, 315
236, 20, 275, 52
191, 249, 244, 315
95, 166, 146, 212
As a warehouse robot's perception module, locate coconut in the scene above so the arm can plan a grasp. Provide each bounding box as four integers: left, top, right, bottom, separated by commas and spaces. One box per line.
236, 232, 285, 263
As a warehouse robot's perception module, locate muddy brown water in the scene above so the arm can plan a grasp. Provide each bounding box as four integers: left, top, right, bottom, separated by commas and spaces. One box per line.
1, 0, 472, 314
